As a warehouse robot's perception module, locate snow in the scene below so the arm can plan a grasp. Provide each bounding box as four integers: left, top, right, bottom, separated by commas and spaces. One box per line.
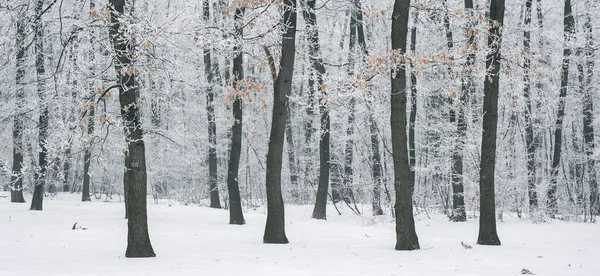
1, 193, 599, 276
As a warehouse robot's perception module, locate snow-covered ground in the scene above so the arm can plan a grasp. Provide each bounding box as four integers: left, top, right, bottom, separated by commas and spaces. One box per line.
1, 192, 598, 276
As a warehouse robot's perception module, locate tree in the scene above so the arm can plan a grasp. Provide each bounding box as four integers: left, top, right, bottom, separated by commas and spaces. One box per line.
204, 0, 222, 209
108, 0, 155, 258
522, 0, 537, 210
450, 0, 477, 222
82, 0, 97, 203
31, 0, 50, 210
582, 0, 596, 218
10, 6, 26, 204
227, 7, 246, 225
477, 0, 505, 246
408, 10, 417, 194
547, 0, 575, 216
263, 0, 297, 244
300, 0, 330, 220
391, 0, 420, 251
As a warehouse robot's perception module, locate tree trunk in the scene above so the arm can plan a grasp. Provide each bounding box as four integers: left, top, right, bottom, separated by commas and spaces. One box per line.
300, 0, 330, 220
522, 0, 537, 210
391, 0, 420, 251
30, 0, 49, 211
204, 0, 221, 209
227, 7, 246, 225
285, 104, 300, 201
351, 0, 384, 216
263, 0, 296, 244
408, 11, 418, 194
341, 2, 358, 204
10, 9, 26, 203
547, 0, 574, 216
82, 0, 96, 203
582, 3, 597, 217
450, 0, 477, 222
477, 0, 504, 246
108, 0, 155, 258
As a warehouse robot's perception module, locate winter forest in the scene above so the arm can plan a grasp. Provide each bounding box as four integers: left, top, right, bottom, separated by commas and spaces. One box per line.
1, 0, 599, 275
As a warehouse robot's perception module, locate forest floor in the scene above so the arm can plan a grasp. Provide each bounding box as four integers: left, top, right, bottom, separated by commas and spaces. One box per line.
1, 192, 599, 276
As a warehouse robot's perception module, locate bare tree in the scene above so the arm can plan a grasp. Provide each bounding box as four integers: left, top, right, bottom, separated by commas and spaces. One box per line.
263, 0, 297, 244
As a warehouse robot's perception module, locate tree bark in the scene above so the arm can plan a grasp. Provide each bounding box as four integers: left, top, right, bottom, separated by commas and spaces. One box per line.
522, 0, 537, 210
108, 0, 155, 258
547, 0, 574, 216
82, 0, 96, 203
30, 0, 49, 210
477, 0, 504, 246
300, 0, 330, 220
204, 0, 221, 209
227, 7, 246, 225
391, 0, 420, 251
10, 9, 26, 203
582, 2, 597, 217
264, 0, 296, 244
408, 11, 418, 194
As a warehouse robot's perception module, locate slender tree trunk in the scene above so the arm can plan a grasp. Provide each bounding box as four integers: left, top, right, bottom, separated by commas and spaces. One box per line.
547, 0, 574, 216
300, 0, 330, 220
227, 7, 246, 225
108, 0, 155, 258
477, 0, 504, 246
263, 0, 297, 244
341, 2, 358, 204
10, 10, 26, 203
352, 0, 384, 216
391, 0, 419, 251
31, 0, 50, 211
204, 0, 221, 209
82, 0, 97, 203
522, 0, 538, 210
450, 0, 477, 222
408, 11, 418, 193
582, 3, 597, 217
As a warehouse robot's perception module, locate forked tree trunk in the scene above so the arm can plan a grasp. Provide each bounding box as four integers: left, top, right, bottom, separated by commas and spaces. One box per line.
10, 10, 26, 203
547, 0, 574, 216
391, 0, 420, 251
408, 11, 417, 193
477, 0, 504, 246
31, 0, 49, 210
227, 7, 246, 225
264, 0, 297, 244
204, 0, 221, 209
108, 0, 155, 258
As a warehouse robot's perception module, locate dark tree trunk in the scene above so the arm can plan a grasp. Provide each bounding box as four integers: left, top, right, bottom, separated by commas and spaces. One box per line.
108, 0, 155, 258
522, 0, 537, 210
10, 10, 26, 203
82, 0, 96, 203
263, 0, 296, 244
408, 11, 418, 193
300, 0, 330, 220
227, 7, 246, 225
204, 0, 221, 209
477, 0, 504, 246
341, 2, 358, 204
547, 0, 574, 216
582, 4, 597, 217
352, 0, 384, 216
391, 0, 420, 251
31, 0, 49, 211
450, 0, 477, 222
285, 104, 300, 201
